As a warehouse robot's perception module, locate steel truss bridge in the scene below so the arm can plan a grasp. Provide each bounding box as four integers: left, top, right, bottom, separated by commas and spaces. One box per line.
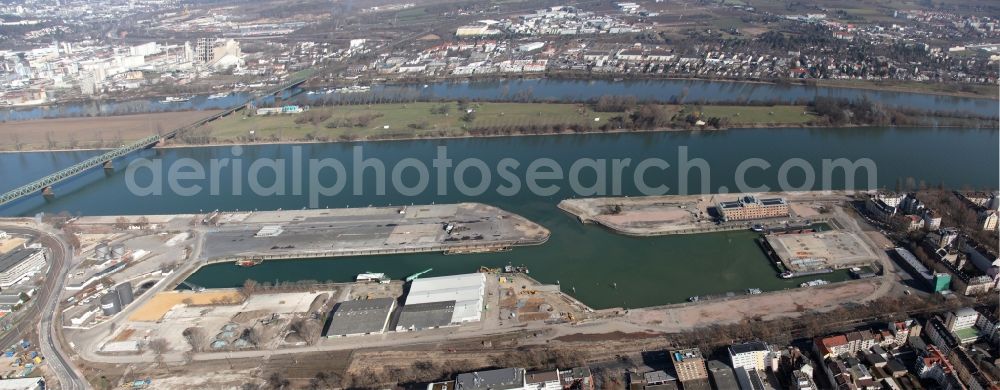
0, 77, 308, 207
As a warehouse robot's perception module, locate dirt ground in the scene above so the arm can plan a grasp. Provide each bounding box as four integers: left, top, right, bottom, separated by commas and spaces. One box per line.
129, 290, 244, 322
626, 279, 881, 330
497, 274, 585, 324
80, 357, 265, 390
0, 110, 217, 151
560, 191, 854, 235
0, 237, 26, 254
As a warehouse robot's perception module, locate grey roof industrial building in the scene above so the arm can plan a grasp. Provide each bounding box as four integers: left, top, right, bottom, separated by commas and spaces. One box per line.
707, 360, 739, 390
396, 300, 456, 331
324, 297, 396, 337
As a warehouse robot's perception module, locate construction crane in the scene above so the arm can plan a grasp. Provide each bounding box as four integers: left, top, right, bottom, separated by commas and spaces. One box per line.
405, 268, 433, 282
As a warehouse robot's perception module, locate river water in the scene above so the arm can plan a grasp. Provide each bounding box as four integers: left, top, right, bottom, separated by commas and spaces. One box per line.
0, 127, 996, 308
2, 78, 997, 122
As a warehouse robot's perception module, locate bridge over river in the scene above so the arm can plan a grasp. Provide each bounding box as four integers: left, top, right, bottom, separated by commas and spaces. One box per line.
0, 77, 309, 208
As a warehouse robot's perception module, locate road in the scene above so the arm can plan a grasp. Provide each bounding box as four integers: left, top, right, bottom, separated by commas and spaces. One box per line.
70, 229, 211, 367
0, 224, 88, 390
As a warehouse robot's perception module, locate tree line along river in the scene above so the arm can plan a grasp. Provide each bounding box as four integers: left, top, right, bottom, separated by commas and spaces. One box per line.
2, 78, 997, 122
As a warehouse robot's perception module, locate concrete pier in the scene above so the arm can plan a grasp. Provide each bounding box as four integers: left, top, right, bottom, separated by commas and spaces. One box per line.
67, 203, 550, 264
199, 203, 550, 263
558, 191, 855, 236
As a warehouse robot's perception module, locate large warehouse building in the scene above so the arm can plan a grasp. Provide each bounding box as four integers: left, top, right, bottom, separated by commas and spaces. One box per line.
325, 297, 397, 338
396, 273, 485, 331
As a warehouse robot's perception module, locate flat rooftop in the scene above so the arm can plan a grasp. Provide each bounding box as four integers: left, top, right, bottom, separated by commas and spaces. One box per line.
396, 300, 455, 331
671, 348, 704, 362
645, 370, 676, 384
325, 297, 396, 337
953, 327, 982, 341
730, 341, 769, 355
765, 231, 878, 271
405, 273, 485, 324
0, 248, 39, 274
760, 198, 786, 206
455, 368, 524, 390
707, 360, 739, 390
526, 370, 560, 385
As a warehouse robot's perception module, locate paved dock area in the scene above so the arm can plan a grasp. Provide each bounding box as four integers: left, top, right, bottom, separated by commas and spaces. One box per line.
559, 191, 855, 235
197, 203, 549, 261
65, 203, 548, 263
764, 230, 879, 272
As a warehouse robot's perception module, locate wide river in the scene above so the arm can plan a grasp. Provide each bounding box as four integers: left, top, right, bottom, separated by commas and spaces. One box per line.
0, 126, 996, 308
2, 78, 997, 121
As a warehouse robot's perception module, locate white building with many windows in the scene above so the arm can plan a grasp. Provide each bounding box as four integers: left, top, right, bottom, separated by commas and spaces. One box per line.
0, 249, 47, 289
729, 341, 773, 372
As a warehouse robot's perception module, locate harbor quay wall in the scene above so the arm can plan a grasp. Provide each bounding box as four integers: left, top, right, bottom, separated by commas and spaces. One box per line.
558, 199, 833, 236
634, 276, 883, 313
204, 237, 549, 265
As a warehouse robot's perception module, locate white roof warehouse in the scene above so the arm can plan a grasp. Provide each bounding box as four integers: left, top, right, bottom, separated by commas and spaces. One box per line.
403, 273, 485, 325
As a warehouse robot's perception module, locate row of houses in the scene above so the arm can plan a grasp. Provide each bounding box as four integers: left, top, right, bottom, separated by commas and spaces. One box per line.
424, 341, 776, 390
814, 309, 998, 390
427, 366, 593, 390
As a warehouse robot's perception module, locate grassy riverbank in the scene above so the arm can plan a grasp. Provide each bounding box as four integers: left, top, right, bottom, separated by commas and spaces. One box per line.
810, 78, 999, 99
198, 102, 816, 144
0, 99, 992, 152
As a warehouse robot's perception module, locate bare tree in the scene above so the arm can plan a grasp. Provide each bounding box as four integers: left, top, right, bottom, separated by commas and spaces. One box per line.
44, 131, 56, 149
62, 226, 82, 250
147, 338, 169, 362
183, 327, 208, 352
111, 130, 123, 147
241, 279, 259, 297
267, 372, 289, 390
114, 216, 131, 230
10, 134, 23, 151
244, 327, 262, 348
290, 319, 320, 345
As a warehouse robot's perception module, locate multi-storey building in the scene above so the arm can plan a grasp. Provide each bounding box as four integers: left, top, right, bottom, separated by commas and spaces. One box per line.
670, 348, 709, 382
0, 248, 47, 289
917, 346, 964, 390
888, 319, 922, 348
525, 370, 560, 390
946, 308, 981, 332
729, 341, 773, 372
815, 330, 876, 359
791, 370, 818, 390
717, 196, 789, 222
